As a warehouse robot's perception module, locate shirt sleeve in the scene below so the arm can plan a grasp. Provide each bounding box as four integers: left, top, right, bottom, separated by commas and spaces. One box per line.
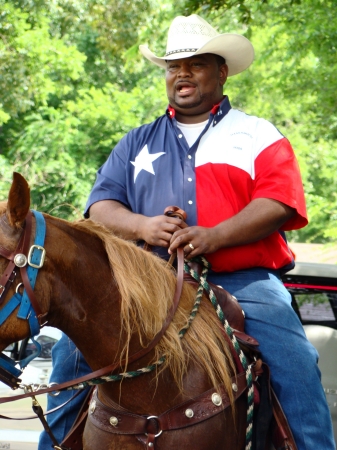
84, 135, 131, 217
252, 137, 308, 230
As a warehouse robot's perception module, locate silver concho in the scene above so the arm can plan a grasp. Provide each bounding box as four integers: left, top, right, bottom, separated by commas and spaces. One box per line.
185, 408, 194, 418
211, 393, 222, 406
14, 253, 28, 268
89, 400, 96, 414
109, 416, 118, 427
232, 383, 238, 392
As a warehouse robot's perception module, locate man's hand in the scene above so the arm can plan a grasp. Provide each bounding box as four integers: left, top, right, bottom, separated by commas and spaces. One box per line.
169, 198, 296, 258
139, 214, 187, 247
88, 200, 186, 246
169, 226, 219, 257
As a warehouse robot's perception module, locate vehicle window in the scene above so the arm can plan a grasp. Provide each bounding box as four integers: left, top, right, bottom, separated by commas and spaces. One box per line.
293, 293, 337, 322
23, 335, 58, 359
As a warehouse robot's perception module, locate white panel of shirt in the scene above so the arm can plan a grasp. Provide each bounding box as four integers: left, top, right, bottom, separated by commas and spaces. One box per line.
195, 109, 283, 180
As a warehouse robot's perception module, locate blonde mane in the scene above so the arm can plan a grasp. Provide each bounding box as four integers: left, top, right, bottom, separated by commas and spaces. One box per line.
0, 200, 235, 402
72, 219, 235, 401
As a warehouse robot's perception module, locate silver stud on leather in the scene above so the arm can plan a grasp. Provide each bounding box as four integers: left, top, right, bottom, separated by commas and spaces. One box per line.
109, 416, 118, 427
14, 254, 27, 268
232, 383, 238, 392
211, 393, 222, 406
185, 408, 194, 418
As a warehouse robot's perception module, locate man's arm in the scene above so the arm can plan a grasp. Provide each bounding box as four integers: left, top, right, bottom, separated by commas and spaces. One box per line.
168, 198, 295, 256
88, 200, 187, 248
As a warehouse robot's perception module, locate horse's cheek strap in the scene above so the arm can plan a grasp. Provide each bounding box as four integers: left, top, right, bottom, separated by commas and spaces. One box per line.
0, 294, 21, 326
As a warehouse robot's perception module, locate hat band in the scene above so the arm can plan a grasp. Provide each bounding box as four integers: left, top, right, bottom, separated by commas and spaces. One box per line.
165, 48, 198, 56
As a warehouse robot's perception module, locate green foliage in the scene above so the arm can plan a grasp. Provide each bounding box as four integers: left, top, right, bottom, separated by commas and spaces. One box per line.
182, 0, 256, 24
0, 0, 336, 246
0, 1, 85, 120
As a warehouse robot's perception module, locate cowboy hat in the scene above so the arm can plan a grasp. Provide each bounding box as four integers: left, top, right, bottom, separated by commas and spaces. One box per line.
139, 14, 254, 76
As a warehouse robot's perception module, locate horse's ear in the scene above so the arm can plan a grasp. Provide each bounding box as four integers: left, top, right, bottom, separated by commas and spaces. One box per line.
6, 172, 31, 228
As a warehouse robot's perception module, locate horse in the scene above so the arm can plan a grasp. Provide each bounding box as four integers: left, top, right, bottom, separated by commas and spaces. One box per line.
0, 173, 293, 450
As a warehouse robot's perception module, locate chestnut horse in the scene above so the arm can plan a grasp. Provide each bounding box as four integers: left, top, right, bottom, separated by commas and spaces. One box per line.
0, 173, 255, 449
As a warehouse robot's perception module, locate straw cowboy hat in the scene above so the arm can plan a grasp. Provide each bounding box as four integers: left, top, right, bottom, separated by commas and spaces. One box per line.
139, 14, 254, 76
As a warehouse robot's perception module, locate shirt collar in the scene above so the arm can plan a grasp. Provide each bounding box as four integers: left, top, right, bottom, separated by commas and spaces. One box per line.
166, 96, 232, 126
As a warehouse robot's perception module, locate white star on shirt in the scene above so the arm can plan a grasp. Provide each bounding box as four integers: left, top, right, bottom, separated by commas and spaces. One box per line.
130, 145, 165, 182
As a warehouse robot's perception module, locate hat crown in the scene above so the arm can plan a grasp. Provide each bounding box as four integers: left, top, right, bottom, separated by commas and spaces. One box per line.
139, 14, 254, 76
166, 15, 219, 56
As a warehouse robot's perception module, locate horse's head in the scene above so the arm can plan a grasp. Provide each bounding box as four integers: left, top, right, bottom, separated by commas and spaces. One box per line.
0, 173, 32, 352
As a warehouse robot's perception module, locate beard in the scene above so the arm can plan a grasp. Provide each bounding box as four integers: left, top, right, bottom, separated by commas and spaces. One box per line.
167, 91, 219, 112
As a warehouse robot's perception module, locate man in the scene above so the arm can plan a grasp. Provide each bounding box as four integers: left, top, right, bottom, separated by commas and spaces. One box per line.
39, 14, 335, 450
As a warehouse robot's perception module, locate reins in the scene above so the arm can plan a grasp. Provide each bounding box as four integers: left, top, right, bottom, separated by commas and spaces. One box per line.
184, 257, 254, 450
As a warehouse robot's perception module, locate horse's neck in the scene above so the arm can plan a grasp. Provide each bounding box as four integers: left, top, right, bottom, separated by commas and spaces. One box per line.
44, 219, 215, 414
45, 219, 126, 370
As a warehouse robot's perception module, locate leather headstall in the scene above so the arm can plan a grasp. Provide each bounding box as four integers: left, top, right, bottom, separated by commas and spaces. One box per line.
0, 210, 48, 388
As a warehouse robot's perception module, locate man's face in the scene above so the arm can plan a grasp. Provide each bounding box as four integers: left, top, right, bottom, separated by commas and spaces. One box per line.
165, 53, 228, 123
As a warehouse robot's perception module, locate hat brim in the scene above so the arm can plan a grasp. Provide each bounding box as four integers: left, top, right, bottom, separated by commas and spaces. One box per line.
139, 33, 254, 77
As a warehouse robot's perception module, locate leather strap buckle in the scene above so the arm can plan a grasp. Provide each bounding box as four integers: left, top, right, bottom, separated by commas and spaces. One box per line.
28, 244, 46, 269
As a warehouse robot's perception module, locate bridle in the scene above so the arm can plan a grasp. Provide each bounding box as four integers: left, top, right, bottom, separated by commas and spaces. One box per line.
0, 210, 48, 388
0, 208, 185, 394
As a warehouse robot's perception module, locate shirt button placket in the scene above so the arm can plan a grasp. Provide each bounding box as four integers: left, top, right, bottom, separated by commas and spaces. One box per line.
184, 152, 196, 223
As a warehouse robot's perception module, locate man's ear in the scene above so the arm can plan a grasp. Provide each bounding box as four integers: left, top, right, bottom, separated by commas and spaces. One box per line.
219, 63, 228, 87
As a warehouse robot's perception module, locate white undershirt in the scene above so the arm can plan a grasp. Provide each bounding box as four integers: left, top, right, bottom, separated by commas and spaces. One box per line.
176, 120, 208, 148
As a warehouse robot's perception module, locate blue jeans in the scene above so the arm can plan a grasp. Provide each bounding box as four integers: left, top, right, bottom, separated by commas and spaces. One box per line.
39, 268, 335, 450
38, 334, 91, 449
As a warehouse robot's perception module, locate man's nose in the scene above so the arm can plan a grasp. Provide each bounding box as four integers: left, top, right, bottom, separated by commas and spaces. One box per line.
177, 63, 192, 77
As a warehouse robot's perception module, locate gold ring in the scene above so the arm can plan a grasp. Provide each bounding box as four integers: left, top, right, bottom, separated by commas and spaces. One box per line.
188, 243, 195, 250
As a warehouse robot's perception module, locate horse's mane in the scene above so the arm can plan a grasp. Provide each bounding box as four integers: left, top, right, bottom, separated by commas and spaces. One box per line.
72, 219, 235, 400
0, 199, 235, 400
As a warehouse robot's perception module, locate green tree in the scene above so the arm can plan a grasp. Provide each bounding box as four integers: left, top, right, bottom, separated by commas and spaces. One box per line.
0, 1, 85, 122
0, 0, 336, 246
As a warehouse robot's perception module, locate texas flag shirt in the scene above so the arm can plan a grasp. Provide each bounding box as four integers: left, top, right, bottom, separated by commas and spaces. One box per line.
85, 96, 307, 273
